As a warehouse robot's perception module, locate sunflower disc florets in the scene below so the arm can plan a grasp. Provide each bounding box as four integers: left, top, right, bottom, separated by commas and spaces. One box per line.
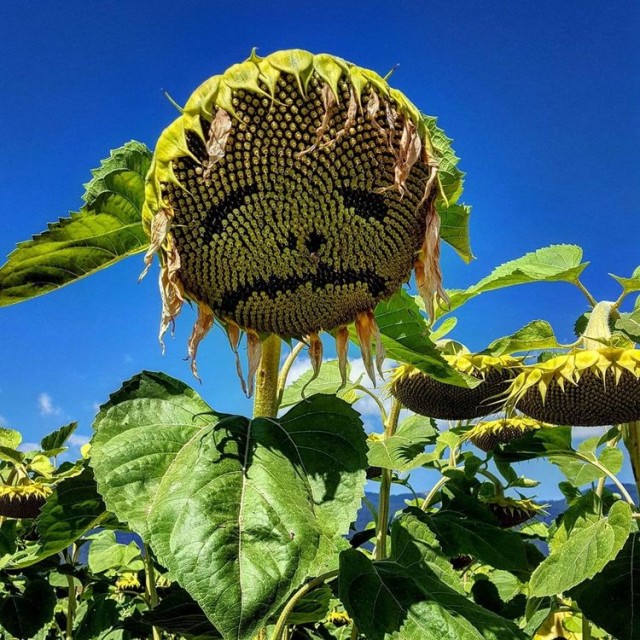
466, 416, 543, 452
0, 483, 52, 519
391, 354, 521, 420
507, 348, 640, 426
141, 49, 455, 392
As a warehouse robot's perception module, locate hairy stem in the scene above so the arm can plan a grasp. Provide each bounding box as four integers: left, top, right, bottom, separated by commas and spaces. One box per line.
574, 279, 598, 308
375, 398, 401, 560
276, 341, 306, 404
270, 570, 339, 640
254, 334, 283, 419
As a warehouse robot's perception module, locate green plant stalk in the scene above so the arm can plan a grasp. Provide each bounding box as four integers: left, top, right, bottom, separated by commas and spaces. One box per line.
375, 398, 401, 561
143, 544, 161, 640
355, 385, 388, 423
582, 614, 592, 640
622, 421, 640, 500
65, 574, 76, 640
421, 475, 449, 511
254, 334, 283, 419
276, 341, 305, 404
270, 570, 339, 640
580, 300, 614, 350
574, 279, 597, 308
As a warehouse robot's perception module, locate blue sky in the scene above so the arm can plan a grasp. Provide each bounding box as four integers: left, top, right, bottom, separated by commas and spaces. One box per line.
0, 1, 638, 496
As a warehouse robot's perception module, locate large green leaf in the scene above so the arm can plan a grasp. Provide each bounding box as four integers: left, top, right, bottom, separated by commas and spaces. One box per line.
370, 290, 477, 387
339, 549, 525, 640
437, 245, 589, 319
529, 501, 632, 596
0, 141, 151, 307
570, 531, 640, 640
91, 372, 367, 640
87, 529, 144, 574
279, 359, 361, 409
0, 578, 56, 639
414, 510, 529, 573
550, 437, 623, 487
0, 427, 21, 449
367, 415, 437, 472
481, 320, 560, 356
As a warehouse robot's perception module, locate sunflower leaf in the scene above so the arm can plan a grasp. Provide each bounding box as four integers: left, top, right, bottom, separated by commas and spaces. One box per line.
91, 373, 367, 640
438, 202, 473, 263
481, 320, 560, 356
339, 549, 526, 640
615, 308, 640, 343
371, 290, 478, 387
529, 500, 632, 596
0, 141, 151, 307
437, 245, 589, 319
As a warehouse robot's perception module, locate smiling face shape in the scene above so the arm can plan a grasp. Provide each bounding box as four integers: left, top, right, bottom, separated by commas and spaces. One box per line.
162, 73, 432, 337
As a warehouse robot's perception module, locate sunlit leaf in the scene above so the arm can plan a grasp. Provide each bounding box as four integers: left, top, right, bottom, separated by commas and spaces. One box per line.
439, 202, 473, 263
437, 245, 589, 318
0, 428, 21, 449
0, 141, 151, 307
481, 320, 560, 356
610, 266, 640, 294
529, 501, 632, 596
280, 359, 361, 408
91, 372, 367, 640
570, 531, 640, 640
367, 416, 437, 472
550, 437, 623, 487
615, 308, 640, 343
87, 530, 144, 574
40, 421, 78, 451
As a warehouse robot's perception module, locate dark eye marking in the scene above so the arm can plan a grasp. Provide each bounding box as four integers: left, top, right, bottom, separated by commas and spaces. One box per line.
201, 184, 259, 242
339, 186, 388, 222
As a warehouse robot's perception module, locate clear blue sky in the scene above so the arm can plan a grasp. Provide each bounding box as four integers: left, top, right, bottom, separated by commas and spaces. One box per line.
0, 1, 638, 497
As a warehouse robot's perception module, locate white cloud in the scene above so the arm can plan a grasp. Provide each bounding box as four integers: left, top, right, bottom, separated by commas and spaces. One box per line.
572, 426, 610, 442
68, 433, 91, 448
18, 442, 40, 452
38, 392, 61, 416
0, 414, 7, 428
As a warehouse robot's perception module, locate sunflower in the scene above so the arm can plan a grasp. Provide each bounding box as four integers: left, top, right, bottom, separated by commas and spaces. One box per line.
507, 348, 640, 426
0, 482, 52, 519
390, 354, 520, 420
483, 496, 544, 528
140, 49, 457, 392
465, 416, 543, 452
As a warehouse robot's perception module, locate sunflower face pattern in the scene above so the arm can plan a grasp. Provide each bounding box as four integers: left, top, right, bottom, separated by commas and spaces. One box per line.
509, 349, 640, 427
142, 50, 451, 389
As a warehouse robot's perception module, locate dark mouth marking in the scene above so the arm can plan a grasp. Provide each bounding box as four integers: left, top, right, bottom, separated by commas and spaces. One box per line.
219, 265, 388, 316
200, 184, 260, 242
305, 230, 326, 254
339, 186, 388, 222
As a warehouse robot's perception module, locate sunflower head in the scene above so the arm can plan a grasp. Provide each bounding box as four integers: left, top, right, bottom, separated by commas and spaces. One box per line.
465, 416, 544, 452
326, 610, 351, 627
390, 354, 521, 420
507, 348, 640, 426
115, 572, 142, 591
141, 49, 458, 392
0, 482, 52, 519
483, 496, 544, 528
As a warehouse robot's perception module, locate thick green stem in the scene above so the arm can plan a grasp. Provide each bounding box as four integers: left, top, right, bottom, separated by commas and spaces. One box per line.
582, 614, 592, 640
375, 398, 401, 561
581, 300, 614, 350
270, 570, 339, 640
622, 421, 640, 500
143, 544, 161, 640
421, 476, 449, 511
253, 334, 283, 419
65, 574, 76, 640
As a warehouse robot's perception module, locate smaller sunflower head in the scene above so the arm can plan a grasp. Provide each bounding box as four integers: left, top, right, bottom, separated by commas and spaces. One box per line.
390, 354, 521, 420
326, 610, 352, 627
115, 572, 142, 591
465, 416, 544, 452
483, 496, 545, 528
507, 348, 640, 426
0, 482, 52, 519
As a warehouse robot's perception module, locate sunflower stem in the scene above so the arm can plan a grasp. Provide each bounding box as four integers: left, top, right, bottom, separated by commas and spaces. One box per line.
143, 544, 161, 640
580, 301, 614, 350
622, 421, 640, 501
276, 341, 306, 405
270, 570, 339, 640
65, 573, 76, 640
574, 279, 598, 308
254, 334, 283, 418
374, 398, 401, 561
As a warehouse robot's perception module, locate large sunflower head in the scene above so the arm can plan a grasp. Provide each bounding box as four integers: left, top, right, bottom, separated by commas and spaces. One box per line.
390, 354, 521, 420
141, 49, 457, 392
507, 348, 640, 426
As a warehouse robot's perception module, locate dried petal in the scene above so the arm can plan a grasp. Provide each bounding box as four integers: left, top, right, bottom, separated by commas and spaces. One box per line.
140, 207, 174, 281
308, 332, 323, 380
187, 303, 215, 381
336, 325, 350, 388
203, 109, 233, 180
355, 311, 376, 386
226, 320, 248, 396
296, 83, 337, 157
